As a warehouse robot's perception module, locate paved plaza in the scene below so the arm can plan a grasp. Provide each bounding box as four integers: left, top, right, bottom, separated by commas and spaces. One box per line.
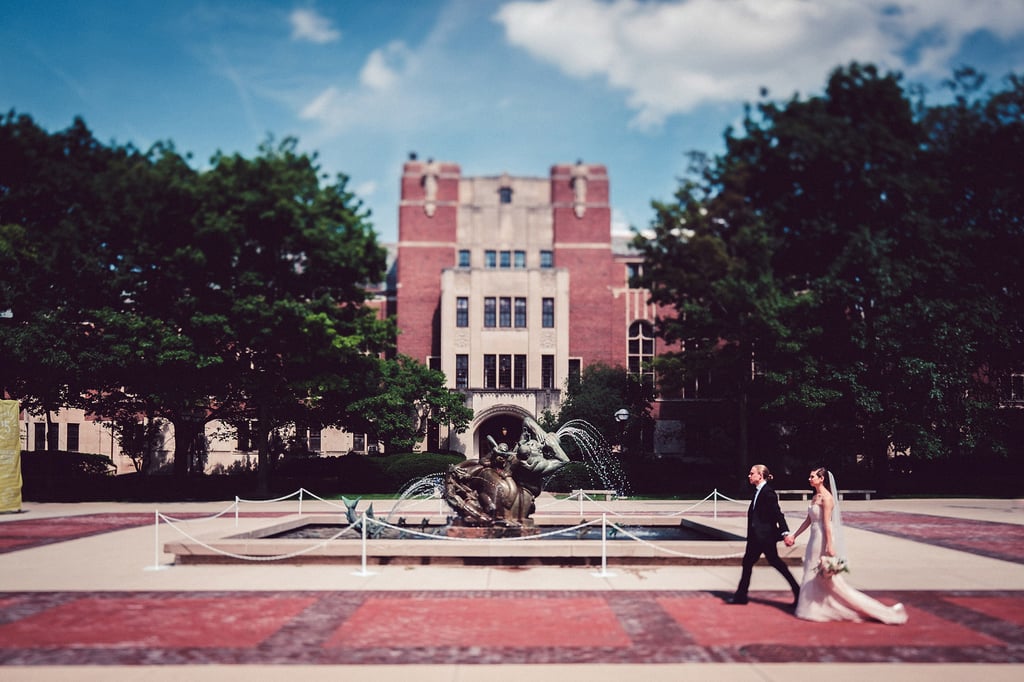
1, 494, 1022, 680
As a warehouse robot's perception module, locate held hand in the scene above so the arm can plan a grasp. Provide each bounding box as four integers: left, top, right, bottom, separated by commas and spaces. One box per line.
783, 536, 795, 547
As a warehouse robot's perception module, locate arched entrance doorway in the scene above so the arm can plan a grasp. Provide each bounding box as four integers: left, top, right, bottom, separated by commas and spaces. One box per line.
471, 407, 532, 459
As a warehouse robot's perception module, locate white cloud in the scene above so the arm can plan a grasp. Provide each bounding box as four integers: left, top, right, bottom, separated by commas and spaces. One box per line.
290, 8, 340, 44
355, 180, 378, 198
297, 40, 420, 135
495, 0, 1024, 129
300, 86, 341, 121
360, 41, 414, 91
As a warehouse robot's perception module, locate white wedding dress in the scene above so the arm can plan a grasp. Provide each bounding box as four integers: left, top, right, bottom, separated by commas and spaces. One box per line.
795, 503, 908, 624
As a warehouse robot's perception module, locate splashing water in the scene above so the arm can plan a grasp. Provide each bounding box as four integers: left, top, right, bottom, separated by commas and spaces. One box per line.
555, 419, 631, 496
385, 473, 447, 525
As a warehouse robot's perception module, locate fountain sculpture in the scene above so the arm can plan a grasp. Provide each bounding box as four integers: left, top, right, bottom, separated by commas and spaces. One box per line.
443, 416, 570, 528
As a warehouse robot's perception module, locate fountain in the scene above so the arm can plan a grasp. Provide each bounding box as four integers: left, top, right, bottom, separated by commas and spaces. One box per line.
161, 417, 752, 566
555, 419, 630, 496
442, 416, 569, 532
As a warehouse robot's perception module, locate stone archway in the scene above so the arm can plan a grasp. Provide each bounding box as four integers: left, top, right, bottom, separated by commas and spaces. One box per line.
471, 406, 532, 459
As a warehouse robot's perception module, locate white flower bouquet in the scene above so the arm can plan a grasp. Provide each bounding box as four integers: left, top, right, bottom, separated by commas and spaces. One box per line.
817, 555, 850, 577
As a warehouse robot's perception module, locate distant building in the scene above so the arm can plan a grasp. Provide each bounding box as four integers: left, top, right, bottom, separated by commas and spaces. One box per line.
392, 158, 680, 456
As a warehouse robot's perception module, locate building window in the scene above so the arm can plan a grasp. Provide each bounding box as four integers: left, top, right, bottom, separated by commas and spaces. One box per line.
458, 249, 471, 268
484, 297, 496, 327
484, 354, 497, 388
67, 423, 80, 452
628, 320, 655, 387
33, 423, 45, 451
500, 250, 511, 268
499, 186, 513, 203
485, 250, 496, 268
456, 354, 469, 389
626, 262, 643, 285
47, 423, 59, 451
456, 297, 469, 327
514, 250, 526, 268
540, 250, 553, 268
514, 354, 527, 388
499, 354, 512, 388
514, 297, 527, 327
353, 433, 365, 451
541, 355, 555, 389
542, 298, 554, 328
1004, 373, 1024, 401
499, 296, 511, 327
568, 359, 581, 389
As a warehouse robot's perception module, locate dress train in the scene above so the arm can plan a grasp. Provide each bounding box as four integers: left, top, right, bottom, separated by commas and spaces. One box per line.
795, 504, 907, 624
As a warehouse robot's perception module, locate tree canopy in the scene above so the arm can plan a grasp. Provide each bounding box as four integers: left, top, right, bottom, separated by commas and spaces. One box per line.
633, 64, 1024, 486
349, 354, 474, 453
1, 113, 462, 490
547, 363, 654, 457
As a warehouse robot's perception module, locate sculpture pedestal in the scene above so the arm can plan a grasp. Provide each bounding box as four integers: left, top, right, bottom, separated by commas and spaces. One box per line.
445, 523, 540, 539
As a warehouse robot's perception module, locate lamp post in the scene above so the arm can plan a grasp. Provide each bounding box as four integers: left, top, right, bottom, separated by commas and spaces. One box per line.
613, 408, 630, 455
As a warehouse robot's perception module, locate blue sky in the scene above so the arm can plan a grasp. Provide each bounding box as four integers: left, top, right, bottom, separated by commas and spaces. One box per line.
3, 0, 1024, 242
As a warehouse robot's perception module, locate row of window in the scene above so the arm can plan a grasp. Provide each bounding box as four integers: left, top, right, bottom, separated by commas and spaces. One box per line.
454, 354, 558, 390
32, 422, 79, 451
458, 249, 554, 269
456, 297, 555, 328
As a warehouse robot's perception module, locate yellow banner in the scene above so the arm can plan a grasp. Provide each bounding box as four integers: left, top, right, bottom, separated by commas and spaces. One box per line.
0, 400, 22, 512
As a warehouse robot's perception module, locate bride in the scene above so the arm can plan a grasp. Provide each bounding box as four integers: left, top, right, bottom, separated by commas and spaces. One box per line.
785, 467, 907, 624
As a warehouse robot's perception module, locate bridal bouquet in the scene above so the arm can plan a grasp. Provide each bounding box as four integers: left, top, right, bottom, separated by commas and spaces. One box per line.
817, 555, 850, 577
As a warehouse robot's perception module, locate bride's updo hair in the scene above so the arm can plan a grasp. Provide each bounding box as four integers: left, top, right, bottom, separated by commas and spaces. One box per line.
753, 464, 773, 481
813, 467, 830, 491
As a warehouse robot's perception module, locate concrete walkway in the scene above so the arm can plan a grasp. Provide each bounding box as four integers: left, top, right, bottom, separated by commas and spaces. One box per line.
1, 495, 1022, 680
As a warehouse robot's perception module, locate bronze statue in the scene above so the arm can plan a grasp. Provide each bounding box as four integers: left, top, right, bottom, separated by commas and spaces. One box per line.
444, 417, 570, 527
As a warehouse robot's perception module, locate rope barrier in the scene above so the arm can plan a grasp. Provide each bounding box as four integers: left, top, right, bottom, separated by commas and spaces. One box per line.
149, 487, 753, 572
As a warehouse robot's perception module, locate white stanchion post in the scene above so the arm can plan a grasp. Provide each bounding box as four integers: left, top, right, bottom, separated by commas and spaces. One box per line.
144, 510, 170, 571
352, 512, 375, 577
298, 488, 303, 516
235, 496, 240, 527
591, 513, 615, 578
153, 510, 160, 568
713, 489, 718, 519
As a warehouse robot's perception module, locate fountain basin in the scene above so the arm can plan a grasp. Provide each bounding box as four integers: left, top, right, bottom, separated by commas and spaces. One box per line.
161, 512, 794, 567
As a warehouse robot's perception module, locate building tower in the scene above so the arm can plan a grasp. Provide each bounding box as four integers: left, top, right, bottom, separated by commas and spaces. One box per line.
395, 158, 665, 457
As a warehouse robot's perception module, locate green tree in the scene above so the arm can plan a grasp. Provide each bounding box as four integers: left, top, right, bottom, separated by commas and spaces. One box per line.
0, 113, 140, 448
349, 354, 473, 453
552, 363, 654, 456
635, 63, 1024, 487
2, 115, 395, 493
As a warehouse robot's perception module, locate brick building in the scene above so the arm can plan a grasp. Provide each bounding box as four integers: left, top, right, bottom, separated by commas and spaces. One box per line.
393, 157, 680, 456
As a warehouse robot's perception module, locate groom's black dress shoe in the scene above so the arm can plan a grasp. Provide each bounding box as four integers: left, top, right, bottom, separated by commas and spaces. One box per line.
725, 596, 748, 605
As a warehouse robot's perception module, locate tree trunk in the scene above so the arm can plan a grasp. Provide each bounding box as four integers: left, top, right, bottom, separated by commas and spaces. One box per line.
256, 403, 271, 497
172, 416, 202, 478
737, 390, 749, 473
869, 432, 890, 496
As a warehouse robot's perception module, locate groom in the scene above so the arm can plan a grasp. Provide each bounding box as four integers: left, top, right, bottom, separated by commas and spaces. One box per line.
727, 464, 801, 606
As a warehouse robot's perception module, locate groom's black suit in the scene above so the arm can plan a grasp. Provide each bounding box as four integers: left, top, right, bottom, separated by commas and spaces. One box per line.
732, 483, 801, 603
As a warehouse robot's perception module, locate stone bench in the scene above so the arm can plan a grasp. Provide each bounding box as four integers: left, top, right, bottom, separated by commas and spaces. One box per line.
777, 489, 876, 501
